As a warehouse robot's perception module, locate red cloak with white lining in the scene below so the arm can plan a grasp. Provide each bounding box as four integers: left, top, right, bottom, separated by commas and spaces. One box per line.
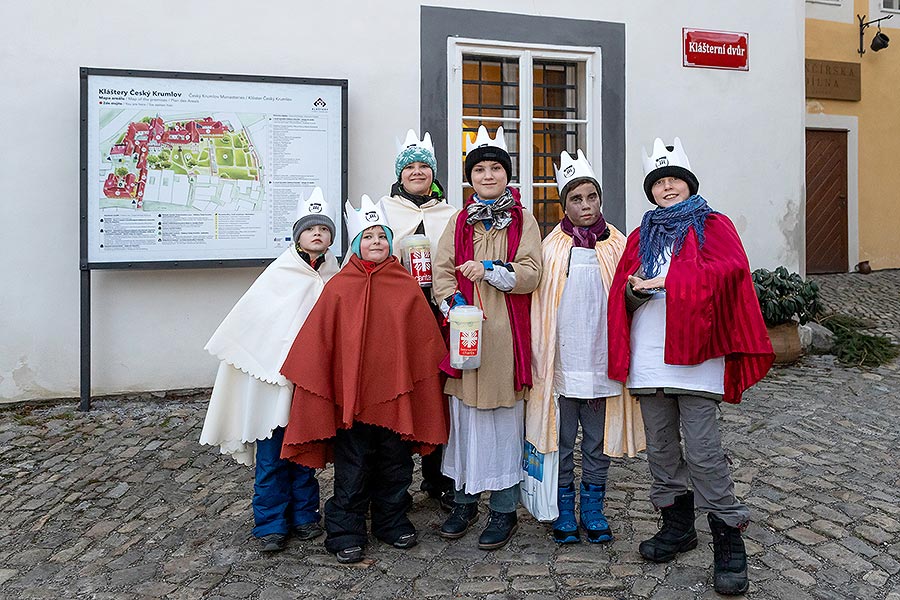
607, 214, 774, 404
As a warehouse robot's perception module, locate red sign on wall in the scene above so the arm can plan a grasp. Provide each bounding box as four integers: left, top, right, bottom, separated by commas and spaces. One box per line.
683, 28, 749, 71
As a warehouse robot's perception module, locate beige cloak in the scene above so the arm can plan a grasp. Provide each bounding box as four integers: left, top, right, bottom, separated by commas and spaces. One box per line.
380, 194, 459, 260
527, 224, 645, 458
432, 212, 542, 409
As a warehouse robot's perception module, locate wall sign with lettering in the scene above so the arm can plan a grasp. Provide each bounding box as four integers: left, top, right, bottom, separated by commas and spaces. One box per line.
683, 28, 750, 71
805, 59, 861, 101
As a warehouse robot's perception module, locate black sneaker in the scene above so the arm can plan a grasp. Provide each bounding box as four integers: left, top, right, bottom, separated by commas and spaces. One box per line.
392, 532, 418, 549
293, 521, 323, 541
477, 510, 518, 550
439, 502, 479, 539
336, 546, 364, 564
257, 533, 286, 553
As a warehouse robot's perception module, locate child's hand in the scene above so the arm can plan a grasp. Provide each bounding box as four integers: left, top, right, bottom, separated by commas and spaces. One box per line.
456, 260, 486, 282
630, 275, 666, 292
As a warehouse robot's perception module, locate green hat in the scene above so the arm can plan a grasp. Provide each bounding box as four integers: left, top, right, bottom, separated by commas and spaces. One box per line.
395, 130, 437, 178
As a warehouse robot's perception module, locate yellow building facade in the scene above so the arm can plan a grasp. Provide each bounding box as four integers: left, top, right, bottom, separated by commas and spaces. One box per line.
806, 0, 900, 272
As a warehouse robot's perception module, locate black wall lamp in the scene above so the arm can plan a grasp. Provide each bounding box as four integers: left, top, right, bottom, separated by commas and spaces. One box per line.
858, 14, 893, 55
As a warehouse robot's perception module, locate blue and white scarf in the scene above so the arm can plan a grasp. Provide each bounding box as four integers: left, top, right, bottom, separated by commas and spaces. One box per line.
638, 194, 714, 279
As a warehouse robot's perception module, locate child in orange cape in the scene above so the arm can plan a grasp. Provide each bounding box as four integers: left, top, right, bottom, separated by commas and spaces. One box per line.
280, 195, 449, 565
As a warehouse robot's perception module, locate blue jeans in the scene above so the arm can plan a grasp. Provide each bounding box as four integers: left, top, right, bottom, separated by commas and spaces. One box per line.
252, 426, 320, 537
455, 483, 519, 513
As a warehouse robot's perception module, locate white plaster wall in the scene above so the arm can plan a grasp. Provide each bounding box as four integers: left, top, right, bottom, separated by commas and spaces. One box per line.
0, 0, 805, 402
807, 0, 855, 23
869, 0, 900, 24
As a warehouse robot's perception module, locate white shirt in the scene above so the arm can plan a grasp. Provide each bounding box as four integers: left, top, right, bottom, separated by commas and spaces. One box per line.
626, 248, 725, 394
554, 247, 622, 399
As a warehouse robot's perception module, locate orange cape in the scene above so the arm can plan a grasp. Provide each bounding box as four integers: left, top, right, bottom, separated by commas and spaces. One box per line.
280, 255, 449, 468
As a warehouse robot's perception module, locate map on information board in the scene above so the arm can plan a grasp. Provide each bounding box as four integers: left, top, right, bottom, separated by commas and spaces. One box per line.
83, 69, 346, 266
100, 112, 265, 213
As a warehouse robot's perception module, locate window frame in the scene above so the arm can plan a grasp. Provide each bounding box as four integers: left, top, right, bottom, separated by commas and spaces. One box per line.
447, 37, 602, 211
883, 0, 900, 14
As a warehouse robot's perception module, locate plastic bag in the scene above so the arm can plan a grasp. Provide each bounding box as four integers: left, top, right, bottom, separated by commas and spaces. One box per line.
520, 399, 560, 522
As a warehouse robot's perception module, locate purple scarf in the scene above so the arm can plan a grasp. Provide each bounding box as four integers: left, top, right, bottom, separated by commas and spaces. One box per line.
560, 214, 609, 248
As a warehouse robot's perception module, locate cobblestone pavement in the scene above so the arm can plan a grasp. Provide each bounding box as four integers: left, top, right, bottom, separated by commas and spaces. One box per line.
812, 269, 900, 341
2, 271, 900, 600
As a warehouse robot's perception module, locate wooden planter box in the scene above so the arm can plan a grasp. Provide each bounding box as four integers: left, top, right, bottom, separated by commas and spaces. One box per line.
767, 322, 802, 364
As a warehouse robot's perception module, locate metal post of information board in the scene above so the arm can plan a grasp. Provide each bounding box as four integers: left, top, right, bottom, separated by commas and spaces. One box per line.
79, 67, 92, 411
80, 268, 92, 411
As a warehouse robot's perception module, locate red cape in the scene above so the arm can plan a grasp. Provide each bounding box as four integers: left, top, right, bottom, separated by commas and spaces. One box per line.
280, 255, 449, 468
607, 214, 773, 404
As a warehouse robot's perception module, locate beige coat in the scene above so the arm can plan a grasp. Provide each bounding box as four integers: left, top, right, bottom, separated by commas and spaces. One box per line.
527, 224, 645, 458
433, 212, 543, 410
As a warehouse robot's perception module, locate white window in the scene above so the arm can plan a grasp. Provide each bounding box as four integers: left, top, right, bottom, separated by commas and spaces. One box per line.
884, 0, 900, 12
448, 39, 601, 237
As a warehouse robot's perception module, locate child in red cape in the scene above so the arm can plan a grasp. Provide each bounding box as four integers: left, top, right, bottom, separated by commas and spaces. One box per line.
280, 195, 448, 565
607, 137, 773, 596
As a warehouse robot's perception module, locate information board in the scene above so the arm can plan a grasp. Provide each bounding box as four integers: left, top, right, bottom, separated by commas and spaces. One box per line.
81, 68, 347, 268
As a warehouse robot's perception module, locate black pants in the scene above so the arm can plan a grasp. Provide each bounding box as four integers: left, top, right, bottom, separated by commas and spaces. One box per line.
420, 295, 454, 494
421, 444, 453, 493
324, 422, 415, 553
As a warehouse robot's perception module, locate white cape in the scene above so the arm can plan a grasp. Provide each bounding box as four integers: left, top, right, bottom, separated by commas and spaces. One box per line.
200, 247, 338, 465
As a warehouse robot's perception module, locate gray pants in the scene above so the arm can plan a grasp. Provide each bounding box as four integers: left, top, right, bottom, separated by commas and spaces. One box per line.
456, 484, 519, 513
639, 391, 750, 528
558, 395, 611, 488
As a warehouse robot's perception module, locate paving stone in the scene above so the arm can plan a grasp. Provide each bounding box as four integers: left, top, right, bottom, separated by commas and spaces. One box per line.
0, 569, 18, 585
630, 577, 658, 597
808, 519, 847, 539
856, 524, 894, 546
863, 569, 889, 587
508, 563, 549, 577
564, 577, 626, 592
785, 526, 827, 546
873, 553, 900, 574
458, 579, 508, 594
412, 578, 454, 598
839, 536, 881, 559
761, 580, 814, 600
107, 563, 159, 588
648, 589, 695, 600
468, 563, 502, 578
783, 568, 816, 587
511, 576, 556, 592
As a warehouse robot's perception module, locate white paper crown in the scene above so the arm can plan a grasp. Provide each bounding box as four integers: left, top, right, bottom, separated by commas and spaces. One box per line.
466, 125, 508, 154
641, 137, 691, 177
554, 149, 599, 195
345, 194, 390, 241
295, 187, 331, 221
396, 129, 434, 154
